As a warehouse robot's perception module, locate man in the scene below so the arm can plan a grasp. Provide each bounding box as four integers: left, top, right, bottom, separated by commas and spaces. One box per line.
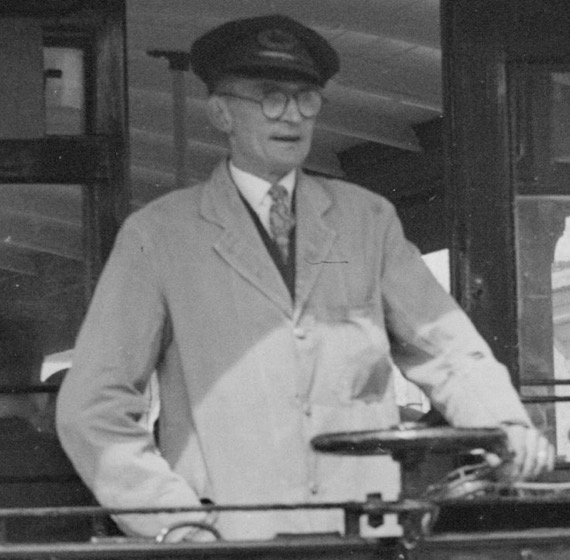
57, 14, 554, 542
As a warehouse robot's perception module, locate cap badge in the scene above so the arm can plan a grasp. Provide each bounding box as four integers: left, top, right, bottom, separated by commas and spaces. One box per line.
257, 28, 298, 51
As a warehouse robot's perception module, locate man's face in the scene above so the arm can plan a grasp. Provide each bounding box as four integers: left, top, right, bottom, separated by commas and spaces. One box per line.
211, 76, 319, 182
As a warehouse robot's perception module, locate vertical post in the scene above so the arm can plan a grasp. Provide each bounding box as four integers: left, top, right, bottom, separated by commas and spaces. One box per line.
147, 50, 191, 191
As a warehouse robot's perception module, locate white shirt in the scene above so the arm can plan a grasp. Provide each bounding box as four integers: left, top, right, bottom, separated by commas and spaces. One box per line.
229, 161, 296, 234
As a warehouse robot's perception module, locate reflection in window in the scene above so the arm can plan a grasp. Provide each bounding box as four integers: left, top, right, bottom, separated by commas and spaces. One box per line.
516, 198, 570, 459
44, 47, 85, 135
0, 184, 87, 386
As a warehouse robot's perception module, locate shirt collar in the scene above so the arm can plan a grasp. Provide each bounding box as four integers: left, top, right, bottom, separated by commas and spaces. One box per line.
229, 161, 296, 212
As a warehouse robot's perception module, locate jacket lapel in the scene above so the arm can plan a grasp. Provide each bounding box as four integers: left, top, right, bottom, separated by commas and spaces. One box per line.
200, 162, 293, 315
294, 173, 336, 315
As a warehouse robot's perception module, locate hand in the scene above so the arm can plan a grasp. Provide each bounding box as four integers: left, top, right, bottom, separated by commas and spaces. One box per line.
497, 424, 555, 480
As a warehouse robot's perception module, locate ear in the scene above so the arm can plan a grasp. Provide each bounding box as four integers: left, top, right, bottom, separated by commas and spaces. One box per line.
207, 95, 233, 133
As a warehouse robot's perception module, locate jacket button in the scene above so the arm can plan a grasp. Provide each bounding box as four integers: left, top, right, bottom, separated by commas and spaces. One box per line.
293, 327, 306, 339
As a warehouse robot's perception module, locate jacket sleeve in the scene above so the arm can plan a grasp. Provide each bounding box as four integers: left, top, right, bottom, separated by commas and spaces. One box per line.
379, 203, 532, 428
56, 219, 208, 540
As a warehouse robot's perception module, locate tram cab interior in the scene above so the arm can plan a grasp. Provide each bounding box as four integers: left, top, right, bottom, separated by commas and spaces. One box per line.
3, 0, 570, 557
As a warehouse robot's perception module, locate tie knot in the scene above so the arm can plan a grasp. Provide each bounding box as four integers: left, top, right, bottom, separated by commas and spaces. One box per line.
268, 183, 289, 204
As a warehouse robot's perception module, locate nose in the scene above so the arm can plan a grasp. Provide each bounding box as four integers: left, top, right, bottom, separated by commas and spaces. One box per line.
280, 95, 303, 123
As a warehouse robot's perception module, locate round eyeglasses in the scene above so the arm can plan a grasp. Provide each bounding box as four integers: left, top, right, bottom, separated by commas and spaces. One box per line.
216, 88, 324, 120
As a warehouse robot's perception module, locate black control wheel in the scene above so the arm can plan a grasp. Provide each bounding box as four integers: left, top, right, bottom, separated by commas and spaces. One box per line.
311, 424, 507, 457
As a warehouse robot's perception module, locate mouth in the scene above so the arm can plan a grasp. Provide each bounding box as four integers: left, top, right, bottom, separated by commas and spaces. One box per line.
270, 134, 302, 143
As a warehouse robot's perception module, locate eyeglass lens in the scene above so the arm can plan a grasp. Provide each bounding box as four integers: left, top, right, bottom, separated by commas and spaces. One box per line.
262, 90, 322, 119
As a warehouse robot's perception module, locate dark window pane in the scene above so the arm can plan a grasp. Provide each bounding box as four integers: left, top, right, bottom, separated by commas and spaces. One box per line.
0, 184, 86, 388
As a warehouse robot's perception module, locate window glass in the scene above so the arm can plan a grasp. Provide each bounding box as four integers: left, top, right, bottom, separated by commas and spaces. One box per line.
422, 248, 450, 293
515, 70, 570, 459
0, 184, 86, 388
44, 47, 85, 135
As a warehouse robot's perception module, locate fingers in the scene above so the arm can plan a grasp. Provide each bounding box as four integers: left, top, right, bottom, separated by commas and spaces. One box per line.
502, 424, 555, 480
520, 427, 554, 479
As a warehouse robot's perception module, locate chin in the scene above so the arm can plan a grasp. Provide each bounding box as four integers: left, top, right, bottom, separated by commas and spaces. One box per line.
273, 152, 308, 172
271, 161, 302, 176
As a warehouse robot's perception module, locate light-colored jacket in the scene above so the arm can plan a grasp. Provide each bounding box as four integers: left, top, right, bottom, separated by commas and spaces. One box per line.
57, 161, 530, 540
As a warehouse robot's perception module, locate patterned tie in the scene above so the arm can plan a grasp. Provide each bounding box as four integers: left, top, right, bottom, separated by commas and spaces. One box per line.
268, 183, 295, 262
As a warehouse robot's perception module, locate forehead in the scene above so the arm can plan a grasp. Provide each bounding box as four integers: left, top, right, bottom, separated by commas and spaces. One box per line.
218, 75, 318, 93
